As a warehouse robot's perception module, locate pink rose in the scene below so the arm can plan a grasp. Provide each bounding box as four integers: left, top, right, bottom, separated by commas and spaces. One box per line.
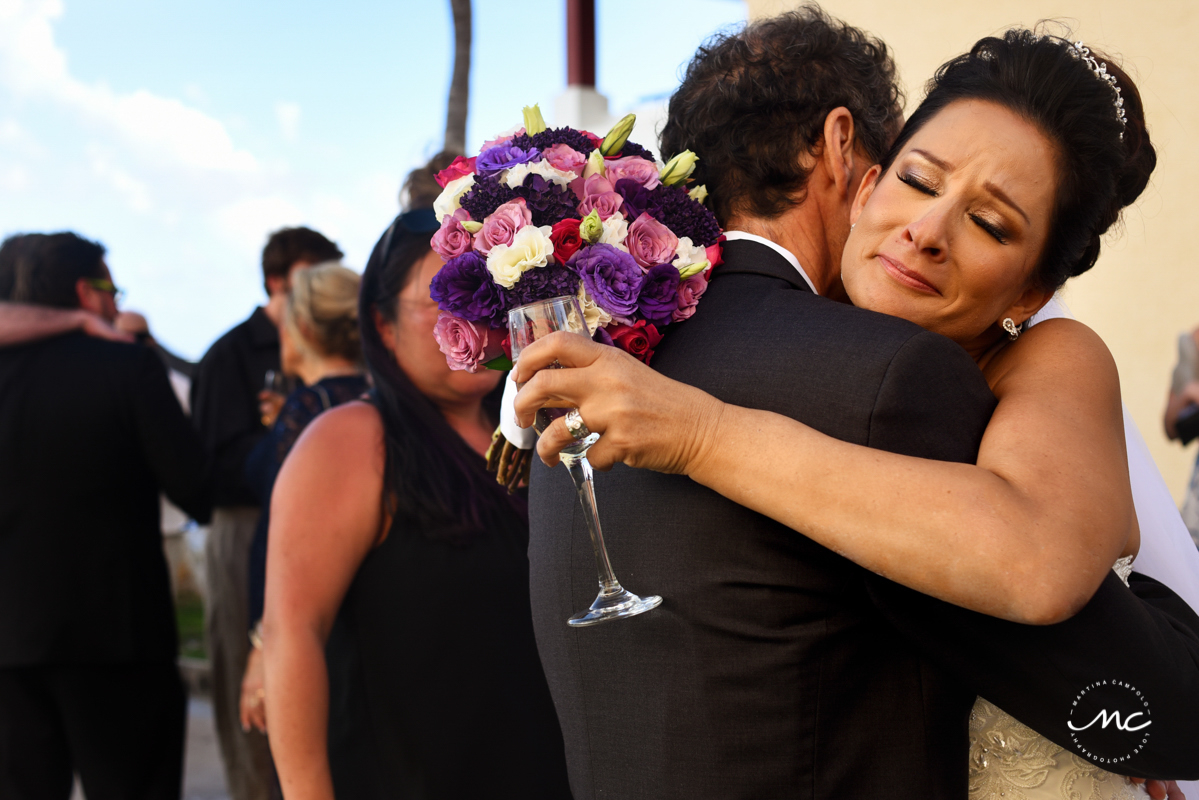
542, 143, 586, 175
577, 174, 624, 220
430, 208, 475, 262
626, 212, 679, 270
605, 156, 660, 190
474, 198, 533, 254
672, 273, 709, 322
434, 156, 477, 188
481, 127, 525, 150
433, 312, 507, 373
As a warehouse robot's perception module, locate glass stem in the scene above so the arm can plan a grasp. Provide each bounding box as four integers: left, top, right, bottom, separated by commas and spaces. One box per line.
561, 452, 623, 597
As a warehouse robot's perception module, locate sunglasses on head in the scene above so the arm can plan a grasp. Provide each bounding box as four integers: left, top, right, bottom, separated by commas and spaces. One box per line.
375, 207, 440, 270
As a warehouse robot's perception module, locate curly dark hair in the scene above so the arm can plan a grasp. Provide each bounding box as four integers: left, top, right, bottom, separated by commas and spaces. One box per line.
659, 5, 903, 226
880, 29, 1157, 292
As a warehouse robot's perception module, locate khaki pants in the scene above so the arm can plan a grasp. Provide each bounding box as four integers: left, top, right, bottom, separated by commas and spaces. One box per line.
205, 507, 271, 800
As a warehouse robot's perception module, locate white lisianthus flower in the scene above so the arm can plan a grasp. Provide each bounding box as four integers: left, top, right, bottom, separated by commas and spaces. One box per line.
433, 174, 475, 222
672, 236, 708, 271
598, 214, 629, 251
577, 282, 612, 335
504, 160, 577, 189
486, 224, 554, 288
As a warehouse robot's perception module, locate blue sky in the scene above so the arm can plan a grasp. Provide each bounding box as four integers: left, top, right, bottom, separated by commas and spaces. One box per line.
0, 0, 745, 358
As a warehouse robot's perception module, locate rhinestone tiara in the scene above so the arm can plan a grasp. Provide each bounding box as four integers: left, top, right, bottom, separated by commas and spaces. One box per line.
1068, 41, 1128, 140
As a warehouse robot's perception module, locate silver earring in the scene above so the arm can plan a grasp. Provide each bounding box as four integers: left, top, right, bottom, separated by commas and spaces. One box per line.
1002, 318, 1020, 341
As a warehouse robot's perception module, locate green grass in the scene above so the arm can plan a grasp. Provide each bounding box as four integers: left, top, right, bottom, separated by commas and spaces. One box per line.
176, 591, 207, 660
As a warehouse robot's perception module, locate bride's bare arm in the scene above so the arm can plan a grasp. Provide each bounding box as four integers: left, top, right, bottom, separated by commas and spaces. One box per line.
263, 401, 384, 800
513, 320, 1133, 625
0, 301, 131, 345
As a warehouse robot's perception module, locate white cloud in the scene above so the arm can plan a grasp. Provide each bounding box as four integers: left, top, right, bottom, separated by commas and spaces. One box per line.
214, 195, 307, 254
275, 101, 300, 142
0, 0, 257, 174
88, 145, 152, 212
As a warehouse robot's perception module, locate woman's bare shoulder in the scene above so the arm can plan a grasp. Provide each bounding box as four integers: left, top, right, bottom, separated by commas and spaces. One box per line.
986, 318, 1117, 390
291, 400, 382, 457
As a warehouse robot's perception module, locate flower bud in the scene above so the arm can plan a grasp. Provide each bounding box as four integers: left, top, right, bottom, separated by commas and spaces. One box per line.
687, 184, 708, 204
660, 150, 699, 186
579, 209, 604, 243
599, 113, 636, 156
582, 148, 607, 180
522, 104, 547, 136
460, 220, 483, 234
677, 259, 709, 279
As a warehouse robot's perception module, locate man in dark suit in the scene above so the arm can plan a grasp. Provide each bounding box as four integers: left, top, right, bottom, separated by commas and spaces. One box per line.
526, 10, 1199, 798
0, 232, 208, 799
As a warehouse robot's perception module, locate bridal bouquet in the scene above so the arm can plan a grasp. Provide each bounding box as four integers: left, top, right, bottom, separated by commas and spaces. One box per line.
429, 105, 723, 372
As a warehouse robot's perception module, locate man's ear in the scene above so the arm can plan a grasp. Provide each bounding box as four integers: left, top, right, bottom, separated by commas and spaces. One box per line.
849, 164, 882, 226
822, 107, 858, 198
75, 278, 101, 315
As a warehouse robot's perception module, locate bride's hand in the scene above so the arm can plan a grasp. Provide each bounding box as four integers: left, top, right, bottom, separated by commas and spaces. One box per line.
1130, 778, 1185, 799
511, 331, 724, 473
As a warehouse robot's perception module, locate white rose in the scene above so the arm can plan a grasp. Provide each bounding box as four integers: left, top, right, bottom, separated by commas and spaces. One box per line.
672, 236, 707, 270
504, 159, 577, 189
486, 224, 554, 288
598, 214, 629, 251
577, 283, 612, 335
433, 174, 475, 222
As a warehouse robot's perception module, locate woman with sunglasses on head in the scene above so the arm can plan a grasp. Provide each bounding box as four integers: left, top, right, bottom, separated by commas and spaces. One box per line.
515, 30, 1199, 799
261, 197, 570, 799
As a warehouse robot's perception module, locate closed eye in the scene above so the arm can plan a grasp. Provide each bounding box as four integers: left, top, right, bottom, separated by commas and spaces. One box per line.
897, 171, 937, 196
971, 215, 1009, 244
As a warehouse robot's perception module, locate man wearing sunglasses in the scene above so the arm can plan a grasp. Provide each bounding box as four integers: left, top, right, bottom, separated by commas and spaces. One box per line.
0, 231, 208, 799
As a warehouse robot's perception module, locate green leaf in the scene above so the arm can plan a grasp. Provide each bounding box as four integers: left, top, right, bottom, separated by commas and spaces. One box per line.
484, 355, 514, 371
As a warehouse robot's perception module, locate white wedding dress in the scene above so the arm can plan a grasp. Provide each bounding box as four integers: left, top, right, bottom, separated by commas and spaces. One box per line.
967, 299, 1199, 799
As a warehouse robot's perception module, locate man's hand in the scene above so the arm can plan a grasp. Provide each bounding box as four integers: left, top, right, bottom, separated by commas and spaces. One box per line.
259, 390, 285, 428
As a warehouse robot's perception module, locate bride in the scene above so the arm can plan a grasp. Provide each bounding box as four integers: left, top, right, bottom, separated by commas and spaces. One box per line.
513, 29, 1194, 800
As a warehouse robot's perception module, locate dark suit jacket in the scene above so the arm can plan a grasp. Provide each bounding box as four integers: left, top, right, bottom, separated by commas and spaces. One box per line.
528, 239, 1199, 799
190, 306, 279, 516
0, 333, 207, 665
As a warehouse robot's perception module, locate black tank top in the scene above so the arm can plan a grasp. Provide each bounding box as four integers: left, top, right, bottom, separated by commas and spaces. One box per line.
325, 498, 572, 799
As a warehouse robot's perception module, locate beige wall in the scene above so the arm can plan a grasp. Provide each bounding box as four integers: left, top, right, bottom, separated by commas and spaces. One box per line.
748, 0, 1199, 502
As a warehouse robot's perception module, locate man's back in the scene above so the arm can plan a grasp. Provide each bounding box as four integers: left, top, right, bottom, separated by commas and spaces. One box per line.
0, 332, 206, 665
528, 240, 997, 798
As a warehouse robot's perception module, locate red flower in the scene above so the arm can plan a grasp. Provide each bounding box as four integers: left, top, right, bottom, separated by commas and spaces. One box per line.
549, 218, 584, 263
705, 235, 725, 270
583, 131, 603, 149
609, 320, 663, 365
435, 156, 477, 188
500, 333, 512, 362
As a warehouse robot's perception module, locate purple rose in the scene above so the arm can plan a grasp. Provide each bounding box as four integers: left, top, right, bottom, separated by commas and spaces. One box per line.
567, 243, 643, 321
672, 273, 709, 322
433, 312, 507, 373
637, 263, 681, 326
475, 144, 541, 177
429, 250, 509, 328
577, 174, 624, 220
430, 207, 475, 262
474, 197, 532, 254
606, 156, 660, 190
626, 212, 679, 270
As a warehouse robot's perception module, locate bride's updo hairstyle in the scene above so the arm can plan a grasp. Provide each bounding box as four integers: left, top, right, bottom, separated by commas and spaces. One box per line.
879, 29, 1156, 292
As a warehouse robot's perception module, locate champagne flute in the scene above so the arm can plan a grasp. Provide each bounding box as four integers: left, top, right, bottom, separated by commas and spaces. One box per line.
509, 295, 662, 627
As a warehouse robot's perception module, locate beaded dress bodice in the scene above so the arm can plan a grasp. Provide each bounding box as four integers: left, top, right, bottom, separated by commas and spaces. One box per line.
967, 557, 1146, 800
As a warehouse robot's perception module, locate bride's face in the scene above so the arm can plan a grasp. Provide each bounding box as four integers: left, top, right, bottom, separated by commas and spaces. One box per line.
841, 99, 1058, 358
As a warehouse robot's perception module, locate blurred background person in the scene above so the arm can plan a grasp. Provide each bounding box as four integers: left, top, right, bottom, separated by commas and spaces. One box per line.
261, 187, 570, 798
238, 262, 367, 736
190, 225, 343, 800
1164, 326, 1199, 547
0, 232, 207, 799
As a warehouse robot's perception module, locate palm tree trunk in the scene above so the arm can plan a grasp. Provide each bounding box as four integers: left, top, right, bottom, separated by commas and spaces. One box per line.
444, 0, 471, 155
